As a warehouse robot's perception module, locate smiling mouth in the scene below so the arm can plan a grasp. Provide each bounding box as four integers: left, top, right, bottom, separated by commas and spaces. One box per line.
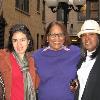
85, 43, 89, 45
17, 47, 23, 51
54, 42, 61, 44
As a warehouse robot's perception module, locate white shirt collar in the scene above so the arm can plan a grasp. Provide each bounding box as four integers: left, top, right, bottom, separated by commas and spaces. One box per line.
87, 50, 96, 57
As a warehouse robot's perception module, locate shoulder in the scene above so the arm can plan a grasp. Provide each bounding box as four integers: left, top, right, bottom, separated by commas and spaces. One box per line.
34, 48, 44, 53
26, 52, 35, 68
32, 48, 44, 56
67, 45, 81, 56
26, 52, 33, 61
0, 49, 10, 58
0, 49, 11, 73
68, 45, 80, 51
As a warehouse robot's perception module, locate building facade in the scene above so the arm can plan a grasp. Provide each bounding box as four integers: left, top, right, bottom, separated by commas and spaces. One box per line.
0, 0, 45, 50
0, 0, 100, 49
45, 0, 100, 46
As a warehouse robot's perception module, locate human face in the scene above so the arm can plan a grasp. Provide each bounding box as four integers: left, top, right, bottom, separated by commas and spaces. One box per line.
47, 25, 65, 51
81, 33, 99, 52
12, 32, 30, 58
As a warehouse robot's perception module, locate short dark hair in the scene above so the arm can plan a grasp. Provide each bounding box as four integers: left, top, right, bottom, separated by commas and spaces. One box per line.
42, 21, 71, 47
7, 24, 34, 52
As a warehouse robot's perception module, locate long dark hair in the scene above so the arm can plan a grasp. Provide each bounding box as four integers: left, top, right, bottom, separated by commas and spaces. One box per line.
42, 21, 71, 47
7, 24, 34, 52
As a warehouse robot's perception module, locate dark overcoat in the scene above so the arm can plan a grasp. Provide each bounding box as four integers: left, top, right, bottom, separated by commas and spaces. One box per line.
76, 50, 100, 100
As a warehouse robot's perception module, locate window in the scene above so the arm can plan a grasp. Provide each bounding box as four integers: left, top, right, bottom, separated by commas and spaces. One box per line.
37, 34, 39, 49
78, 0, 99, 21
37, 0, 40, 13
41, 35, 44, 48
42, 0, 45, 22
0, 15, 6, 49
15, 0, 29, 13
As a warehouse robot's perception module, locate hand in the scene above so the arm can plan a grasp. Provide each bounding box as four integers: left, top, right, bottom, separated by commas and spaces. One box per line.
70, 79, 78, 92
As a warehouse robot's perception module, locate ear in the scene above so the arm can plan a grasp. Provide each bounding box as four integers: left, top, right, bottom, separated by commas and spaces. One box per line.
28, 40, 30, 44
47, 36, 49, 42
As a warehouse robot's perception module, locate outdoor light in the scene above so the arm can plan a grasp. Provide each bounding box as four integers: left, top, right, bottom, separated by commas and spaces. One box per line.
45, 0, 86, 13
45, 0, 86, 28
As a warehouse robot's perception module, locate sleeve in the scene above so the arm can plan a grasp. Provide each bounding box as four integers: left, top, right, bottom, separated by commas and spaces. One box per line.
0, 72, 5, 100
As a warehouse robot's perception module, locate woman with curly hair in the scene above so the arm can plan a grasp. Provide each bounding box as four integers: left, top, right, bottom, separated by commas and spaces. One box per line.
0, 24, 38, 100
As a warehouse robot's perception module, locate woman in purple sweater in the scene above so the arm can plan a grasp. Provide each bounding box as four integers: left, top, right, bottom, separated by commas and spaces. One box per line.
33, 21, 80, 100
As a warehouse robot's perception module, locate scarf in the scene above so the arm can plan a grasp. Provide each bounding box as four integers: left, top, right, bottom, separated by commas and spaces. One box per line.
13, 51, 36, 100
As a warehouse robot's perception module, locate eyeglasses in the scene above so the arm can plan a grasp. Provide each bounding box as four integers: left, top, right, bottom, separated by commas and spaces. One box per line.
49, 33, 65, 38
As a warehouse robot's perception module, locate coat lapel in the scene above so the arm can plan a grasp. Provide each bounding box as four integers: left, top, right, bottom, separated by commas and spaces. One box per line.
81, 52, 100, 100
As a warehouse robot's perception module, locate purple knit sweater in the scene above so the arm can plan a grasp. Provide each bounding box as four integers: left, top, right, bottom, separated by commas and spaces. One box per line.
33, 45, 80, 100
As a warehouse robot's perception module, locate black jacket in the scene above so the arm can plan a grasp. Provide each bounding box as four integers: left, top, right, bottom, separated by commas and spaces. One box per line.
76, 51, 100, 100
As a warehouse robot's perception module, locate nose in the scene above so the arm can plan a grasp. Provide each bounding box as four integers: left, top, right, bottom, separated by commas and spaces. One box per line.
17, 40, 22, 46
85, 34, 89, 39
54, 35, 60, 40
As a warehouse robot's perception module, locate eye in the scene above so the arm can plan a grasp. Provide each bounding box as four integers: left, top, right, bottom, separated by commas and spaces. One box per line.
89, 33, 96, 36
12, 39, 17, 43
49, 33, 64, 38
21, 38, 26, 41
59, 33, 64, 37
